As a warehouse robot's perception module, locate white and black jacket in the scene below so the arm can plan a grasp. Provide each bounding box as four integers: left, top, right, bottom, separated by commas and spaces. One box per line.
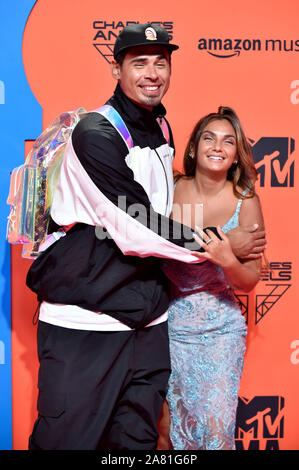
26, 85, 204, 329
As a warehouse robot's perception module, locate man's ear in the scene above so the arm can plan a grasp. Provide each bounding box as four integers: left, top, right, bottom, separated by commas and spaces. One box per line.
111, 60, 121, 80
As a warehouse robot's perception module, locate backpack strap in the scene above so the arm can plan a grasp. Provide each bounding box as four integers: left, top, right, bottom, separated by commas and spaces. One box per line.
93, 104, 134, 151
93, 105, 170, 148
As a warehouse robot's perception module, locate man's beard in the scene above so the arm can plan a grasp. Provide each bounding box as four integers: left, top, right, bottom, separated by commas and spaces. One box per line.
140, 95, 162, 108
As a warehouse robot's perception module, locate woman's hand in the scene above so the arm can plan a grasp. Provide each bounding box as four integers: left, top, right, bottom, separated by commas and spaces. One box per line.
192, 225, 237, 268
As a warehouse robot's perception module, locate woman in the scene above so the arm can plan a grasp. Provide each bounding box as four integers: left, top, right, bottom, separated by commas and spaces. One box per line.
160, 106, 265, 450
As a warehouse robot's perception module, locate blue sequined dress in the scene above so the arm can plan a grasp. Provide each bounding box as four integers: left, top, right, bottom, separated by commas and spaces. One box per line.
163, 197, 247, 450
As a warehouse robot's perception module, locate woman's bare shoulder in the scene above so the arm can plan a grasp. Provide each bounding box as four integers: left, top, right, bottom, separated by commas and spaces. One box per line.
239, 191, 264, 227
174, 175, 192, 192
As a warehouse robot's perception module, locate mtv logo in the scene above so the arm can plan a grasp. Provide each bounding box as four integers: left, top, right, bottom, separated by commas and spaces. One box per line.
235, 396, 284, 440
249, 137, 295, 187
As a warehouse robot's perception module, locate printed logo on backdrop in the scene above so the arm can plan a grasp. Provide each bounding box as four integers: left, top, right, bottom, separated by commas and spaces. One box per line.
235, 396, 285, 450
249, 137, 295, 188
235, 262, 292, 324
93, 21, 174, 64
198, 38, 299, 58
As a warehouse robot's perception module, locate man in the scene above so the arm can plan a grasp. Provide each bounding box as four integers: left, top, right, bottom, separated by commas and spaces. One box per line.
27, 23, 265, 450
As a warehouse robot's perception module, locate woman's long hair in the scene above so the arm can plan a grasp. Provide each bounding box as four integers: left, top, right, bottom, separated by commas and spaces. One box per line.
178, 106, 257, 199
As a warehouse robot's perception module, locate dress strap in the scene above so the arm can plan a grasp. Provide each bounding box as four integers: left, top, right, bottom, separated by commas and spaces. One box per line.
235, 189, 248, 215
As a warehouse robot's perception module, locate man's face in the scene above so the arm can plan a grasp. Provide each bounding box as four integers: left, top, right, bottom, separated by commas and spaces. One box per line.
112, 45, 171, 110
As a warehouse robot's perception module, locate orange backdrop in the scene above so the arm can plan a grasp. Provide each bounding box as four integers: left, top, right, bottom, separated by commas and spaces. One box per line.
11, 0, 299, 450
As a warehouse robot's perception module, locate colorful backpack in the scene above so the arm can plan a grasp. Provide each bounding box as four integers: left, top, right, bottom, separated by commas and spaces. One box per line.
7, 105, 169, 259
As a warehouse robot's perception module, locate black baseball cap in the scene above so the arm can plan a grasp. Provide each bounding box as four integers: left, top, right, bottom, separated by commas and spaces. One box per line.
113, 23, 179, 59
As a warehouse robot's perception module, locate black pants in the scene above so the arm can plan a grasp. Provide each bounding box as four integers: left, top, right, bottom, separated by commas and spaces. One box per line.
29, 320, 170, 450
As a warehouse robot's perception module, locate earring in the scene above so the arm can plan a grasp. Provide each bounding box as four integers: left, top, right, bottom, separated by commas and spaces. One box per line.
189, 152, 194, 159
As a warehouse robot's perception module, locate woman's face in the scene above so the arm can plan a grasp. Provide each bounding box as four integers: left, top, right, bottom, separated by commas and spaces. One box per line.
195, 119, 237, 176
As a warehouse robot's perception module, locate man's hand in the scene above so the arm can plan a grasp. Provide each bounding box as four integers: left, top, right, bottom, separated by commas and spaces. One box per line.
226, 224, 266, 259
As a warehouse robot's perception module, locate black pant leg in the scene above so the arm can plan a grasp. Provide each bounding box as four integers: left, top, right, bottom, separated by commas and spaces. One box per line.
29, 321, 135, 450
99, 322, 171, 450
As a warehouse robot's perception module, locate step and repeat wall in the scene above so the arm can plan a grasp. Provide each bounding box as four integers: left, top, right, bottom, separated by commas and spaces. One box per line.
0, 0, 298, 450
